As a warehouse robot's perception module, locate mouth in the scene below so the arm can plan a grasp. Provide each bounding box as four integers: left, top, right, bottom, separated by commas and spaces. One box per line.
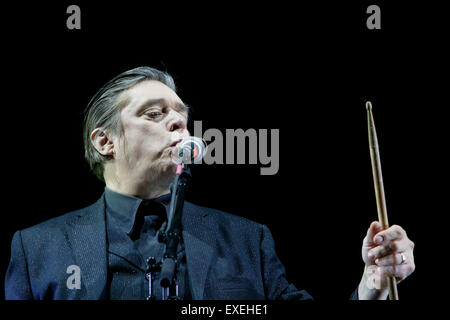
170, 139, 183, 148
168, 139, 183, 164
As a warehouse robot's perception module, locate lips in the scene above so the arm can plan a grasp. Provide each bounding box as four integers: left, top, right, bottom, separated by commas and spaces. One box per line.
170, 139, 183, 148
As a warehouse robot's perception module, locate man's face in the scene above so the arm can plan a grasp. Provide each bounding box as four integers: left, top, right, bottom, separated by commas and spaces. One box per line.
113, 80, 190, 184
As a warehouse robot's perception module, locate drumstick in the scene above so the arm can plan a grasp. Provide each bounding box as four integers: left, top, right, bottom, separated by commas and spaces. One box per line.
366, 101, 399, 300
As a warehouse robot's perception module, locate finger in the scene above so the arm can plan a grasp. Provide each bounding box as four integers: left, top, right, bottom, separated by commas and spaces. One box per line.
368, 239, 412, 259
375, 252, 408, 266
373, 225, 406, 245
364, 221, 383, 247
378, 263, 416, 280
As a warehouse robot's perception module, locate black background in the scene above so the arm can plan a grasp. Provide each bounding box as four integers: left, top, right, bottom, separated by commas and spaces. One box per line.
0, 0, 447, 308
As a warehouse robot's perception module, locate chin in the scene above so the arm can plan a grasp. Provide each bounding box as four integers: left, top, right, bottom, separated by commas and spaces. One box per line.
153, 152, 179, 182
162, 159, 178, 177
169, 162, 178, 174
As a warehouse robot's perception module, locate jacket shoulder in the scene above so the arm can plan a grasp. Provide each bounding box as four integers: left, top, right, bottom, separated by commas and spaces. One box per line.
20, 196, 104, 235
184, 201, 264, 229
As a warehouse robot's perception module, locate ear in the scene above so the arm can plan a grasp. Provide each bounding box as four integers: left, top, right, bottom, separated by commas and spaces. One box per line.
90, 128, 115, 157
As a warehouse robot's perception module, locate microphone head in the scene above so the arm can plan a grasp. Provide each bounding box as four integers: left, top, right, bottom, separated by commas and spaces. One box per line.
172, 136, 207, 164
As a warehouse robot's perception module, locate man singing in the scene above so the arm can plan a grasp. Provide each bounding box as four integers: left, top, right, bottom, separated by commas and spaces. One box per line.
5, 67, 415, 300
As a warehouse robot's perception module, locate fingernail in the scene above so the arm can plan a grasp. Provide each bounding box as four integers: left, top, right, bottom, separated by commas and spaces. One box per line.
375, 259, 380, 265
375, 236, 383, 244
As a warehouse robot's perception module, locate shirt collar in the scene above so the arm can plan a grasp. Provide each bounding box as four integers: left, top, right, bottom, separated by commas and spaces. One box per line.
104, 187, 172, 235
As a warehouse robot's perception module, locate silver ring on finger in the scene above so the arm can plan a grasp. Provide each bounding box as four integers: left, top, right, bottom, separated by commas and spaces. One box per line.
400, 253, 406, 264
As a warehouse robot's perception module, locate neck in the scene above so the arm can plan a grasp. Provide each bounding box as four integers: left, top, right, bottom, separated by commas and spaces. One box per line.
104, 165, 173, 199
106, 181, 170, 199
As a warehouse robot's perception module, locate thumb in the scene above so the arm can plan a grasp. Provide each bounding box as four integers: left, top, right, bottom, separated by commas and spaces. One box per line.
363, 221, 383, 248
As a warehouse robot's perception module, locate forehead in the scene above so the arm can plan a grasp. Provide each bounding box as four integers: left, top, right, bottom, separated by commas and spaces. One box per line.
120, 80, 183, 111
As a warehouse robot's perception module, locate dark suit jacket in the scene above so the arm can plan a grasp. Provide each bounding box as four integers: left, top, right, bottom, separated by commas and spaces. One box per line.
5, 194, 312, 300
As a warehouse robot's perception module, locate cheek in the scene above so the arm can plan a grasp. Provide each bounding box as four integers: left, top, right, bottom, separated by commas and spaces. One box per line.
122, 122, 168, 156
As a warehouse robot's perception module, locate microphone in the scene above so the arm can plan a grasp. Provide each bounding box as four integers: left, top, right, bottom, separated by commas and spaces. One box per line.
173, 136, 207, 164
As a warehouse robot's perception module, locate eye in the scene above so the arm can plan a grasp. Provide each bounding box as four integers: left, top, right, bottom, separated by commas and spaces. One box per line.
146, 111, 162, 118
143, 107, 164, 119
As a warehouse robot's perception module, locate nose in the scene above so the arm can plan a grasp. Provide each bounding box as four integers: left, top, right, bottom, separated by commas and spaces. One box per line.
166, 110, 187, 132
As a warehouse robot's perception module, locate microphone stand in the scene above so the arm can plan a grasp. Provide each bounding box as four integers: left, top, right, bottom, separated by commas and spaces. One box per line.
158, 163, 191, 300
145, 138, 202, 300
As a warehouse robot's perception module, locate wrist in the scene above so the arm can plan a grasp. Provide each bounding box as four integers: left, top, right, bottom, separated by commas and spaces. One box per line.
358, 265, 389, 300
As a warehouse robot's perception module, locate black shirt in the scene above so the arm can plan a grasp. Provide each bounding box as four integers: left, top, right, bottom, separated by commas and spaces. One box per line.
104, 187, 191, 300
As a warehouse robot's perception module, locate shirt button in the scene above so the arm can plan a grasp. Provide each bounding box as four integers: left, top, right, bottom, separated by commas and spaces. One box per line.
146, 256, 156, 265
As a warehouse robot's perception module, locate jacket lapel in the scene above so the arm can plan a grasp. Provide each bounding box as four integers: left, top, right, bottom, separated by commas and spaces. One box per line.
182, 202, 215, 300
64, 195, 215, 300
65, 195, 108, 300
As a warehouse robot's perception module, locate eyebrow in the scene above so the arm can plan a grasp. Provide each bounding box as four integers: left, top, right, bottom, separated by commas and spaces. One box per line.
137, 98, 189, 114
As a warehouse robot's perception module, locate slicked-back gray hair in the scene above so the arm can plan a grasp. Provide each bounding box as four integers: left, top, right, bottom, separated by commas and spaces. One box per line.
83, 66, 176, 181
